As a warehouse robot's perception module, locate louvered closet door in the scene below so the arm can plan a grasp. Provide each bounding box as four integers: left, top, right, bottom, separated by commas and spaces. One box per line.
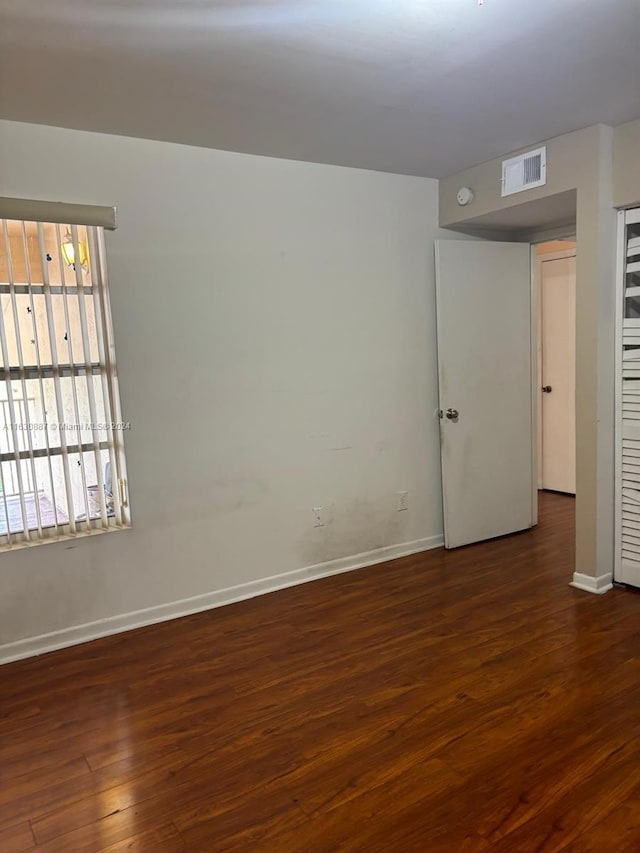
617, 208, 640, 586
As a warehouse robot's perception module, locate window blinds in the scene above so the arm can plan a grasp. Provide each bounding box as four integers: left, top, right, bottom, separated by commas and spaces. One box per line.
0, 218, 129, 548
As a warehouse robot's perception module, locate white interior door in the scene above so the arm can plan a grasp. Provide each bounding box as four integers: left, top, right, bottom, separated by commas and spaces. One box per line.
435, 240, 535, 549
539, 252, 576, 493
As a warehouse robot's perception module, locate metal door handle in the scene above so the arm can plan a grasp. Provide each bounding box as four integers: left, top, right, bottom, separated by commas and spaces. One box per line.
542, 385, 552, 393
445, 408, 459, 420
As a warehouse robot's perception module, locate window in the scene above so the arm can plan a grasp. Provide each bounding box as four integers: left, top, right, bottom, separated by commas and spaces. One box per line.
0, 217, 130, 548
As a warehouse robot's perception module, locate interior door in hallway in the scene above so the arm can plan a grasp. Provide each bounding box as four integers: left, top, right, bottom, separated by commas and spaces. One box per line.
435, 240, 535, 549
539, 252, 576, 494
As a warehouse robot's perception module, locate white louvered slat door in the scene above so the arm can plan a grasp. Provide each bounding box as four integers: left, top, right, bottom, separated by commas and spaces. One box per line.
616, 207, 640, 586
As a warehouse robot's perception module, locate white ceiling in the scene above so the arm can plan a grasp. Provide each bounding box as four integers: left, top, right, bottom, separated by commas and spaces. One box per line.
1, 0, 639, 178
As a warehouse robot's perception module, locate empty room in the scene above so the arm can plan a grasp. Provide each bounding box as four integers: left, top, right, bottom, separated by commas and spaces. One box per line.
1, 1, 640, 850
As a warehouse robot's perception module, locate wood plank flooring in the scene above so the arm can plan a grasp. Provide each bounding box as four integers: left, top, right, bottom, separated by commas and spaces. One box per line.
1, 492, 639, 851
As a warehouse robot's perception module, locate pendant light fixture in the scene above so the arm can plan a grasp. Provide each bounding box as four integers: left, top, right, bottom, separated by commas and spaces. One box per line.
61, 229, 90, 273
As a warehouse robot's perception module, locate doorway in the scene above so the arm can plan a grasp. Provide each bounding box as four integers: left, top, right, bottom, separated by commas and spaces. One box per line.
435, 240, 534, 548
434, 191, 578, 550
536, 240, 577, 495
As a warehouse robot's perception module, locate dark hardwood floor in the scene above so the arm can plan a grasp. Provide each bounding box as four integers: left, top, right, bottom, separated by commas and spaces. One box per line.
1, 492, 639, 852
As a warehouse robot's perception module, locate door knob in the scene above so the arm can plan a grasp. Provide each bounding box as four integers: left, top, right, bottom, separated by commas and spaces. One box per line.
542, 385, 552, 393
445, 408, 459, 420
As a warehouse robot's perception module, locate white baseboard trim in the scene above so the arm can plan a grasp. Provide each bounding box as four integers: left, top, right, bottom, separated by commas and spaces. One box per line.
570, 571, 613, 595
0, 533, 443, 666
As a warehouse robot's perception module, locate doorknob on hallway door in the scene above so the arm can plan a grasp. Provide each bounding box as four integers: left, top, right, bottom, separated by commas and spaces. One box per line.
542, 385, 552, 393
446, 408, 459, 420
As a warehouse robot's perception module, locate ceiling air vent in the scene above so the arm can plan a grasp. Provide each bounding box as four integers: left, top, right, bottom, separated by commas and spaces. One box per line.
501, 146, 547, 197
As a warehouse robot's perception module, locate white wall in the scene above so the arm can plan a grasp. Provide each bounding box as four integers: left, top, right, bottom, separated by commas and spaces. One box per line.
613, 119, 640, 209
0, 120, 445, 659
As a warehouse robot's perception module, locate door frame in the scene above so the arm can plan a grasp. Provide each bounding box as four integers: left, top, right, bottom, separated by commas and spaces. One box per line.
534, 247, 577, 491
434, 235, 577, 546
530, 247, 539, 522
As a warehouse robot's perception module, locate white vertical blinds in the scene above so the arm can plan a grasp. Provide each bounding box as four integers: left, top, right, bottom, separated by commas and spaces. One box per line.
0, 218, 129, 548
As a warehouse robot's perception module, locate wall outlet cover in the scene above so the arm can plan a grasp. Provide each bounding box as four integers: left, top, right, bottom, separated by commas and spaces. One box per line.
396, 491, 409, 512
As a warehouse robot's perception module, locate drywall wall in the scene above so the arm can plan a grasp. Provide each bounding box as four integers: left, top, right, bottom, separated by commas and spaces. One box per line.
440, 125, 616, 587
0, 120, 446, 659
613, 119, 640, 209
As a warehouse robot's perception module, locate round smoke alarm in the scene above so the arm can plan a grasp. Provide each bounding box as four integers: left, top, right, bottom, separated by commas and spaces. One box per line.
457, 187, 474, 206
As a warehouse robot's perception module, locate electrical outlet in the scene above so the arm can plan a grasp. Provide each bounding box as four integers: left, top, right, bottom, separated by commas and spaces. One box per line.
313, 506, 325, 527
396, 491, 409, 512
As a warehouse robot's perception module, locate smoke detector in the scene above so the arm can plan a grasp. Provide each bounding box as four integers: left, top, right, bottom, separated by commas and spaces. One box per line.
457, 187, 474, 206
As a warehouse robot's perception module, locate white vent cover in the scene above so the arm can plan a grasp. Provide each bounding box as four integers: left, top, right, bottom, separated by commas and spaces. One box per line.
501, 146, 547, 197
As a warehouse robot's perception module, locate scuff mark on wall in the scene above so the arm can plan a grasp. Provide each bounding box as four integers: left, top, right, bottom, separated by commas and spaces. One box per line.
298, 495, 409, 567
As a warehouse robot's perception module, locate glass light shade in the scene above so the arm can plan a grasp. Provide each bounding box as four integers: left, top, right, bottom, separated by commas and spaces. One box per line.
61, 230, 89, 271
